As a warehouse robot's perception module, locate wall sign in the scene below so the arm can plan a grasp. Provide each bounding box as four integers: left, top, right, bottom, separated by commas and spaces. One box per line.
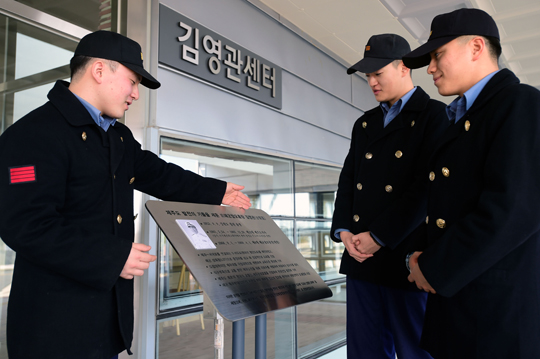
159, 4, 283, 109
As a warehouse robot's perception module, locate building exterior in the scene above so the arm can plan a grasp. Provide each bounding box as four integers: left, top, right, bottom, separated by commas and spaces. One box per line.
0, 0, 376, 357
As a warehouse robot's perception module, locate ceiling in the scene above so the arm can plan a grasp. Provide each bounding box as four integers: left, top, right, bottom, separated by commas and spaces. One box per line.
248, 0, 540, 103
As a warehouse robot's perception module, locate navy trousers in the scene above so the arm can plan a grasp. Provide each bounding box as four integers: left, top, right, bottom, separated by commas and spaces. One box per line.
346, 276, 432, 359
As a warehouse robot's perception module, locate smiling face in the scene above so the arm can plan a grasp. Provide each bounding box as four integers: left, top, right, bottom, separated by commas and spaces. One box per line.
98, 62, 141, 119
427, 37, 474, 97
365, 61, 409, 107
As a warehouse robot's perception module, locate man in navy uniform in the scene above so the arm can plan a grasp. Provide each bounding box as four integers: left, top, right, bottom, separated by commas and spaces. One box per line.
0, 31, 250, 359
403, 8, 540, 358
331, 34, 447, 358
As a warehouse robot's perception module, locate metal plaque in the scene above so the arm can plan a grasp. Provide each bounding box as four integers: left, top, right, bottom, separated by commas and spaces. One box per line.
146, 200, 332, 321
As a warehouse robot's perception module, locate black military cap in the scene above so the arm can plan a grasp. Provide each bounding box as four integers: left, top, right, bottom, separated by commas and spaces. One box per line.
347, 34, 411, 75
74, 30, 160, 89
403, 8, 500, 69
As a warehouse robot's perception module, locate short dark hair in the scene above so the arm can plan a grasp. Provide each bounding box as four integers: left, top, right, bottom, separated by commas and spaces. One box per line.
70, 55, 93, 80
392, 59, 413, 77
484, 36, 502, 61
70, 55, 119, 80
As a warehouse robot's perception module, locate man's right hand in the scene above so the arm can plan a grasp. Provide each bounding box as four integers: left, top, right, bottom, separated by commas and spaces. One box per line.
340, 231, 373, 263
120, 243, 157, 279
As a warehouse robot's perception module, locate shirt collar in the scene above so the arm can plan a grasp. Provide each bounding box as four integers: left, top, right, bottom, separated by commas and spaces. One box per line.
446, 70, 500, 123
380, 87, 417, 127
381, 87, 416, 114
73, 93, 117, 132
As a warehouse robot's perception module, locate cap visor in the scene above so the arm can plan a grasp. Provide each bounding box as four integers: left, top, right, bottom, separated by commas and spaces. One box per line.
403, 36, 458, 69
347, 57, 394, 75
123, 62, 161, 89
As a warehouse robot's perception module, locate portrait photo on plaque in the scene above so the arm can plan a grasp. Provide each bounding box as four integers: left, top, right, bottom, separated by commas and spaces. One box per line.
176, 219, 217, 250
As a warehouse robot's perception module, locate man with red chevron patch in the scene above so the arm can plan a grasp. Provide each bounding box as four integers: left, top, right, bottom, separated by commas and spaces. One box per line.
0, 30, 250, 359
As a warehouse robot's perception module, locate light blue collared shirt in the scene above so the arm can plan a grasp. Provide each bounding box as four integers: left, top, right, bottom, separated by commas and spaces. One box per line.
446, 70, 500, 123
380, 87, 417, 127
334, 87, 418, 245
74, 93, 117, 132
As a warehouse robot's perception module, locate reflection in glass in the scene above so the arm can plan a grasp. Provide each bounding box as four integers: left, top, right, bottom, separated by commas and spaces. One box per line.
161, 138, 294, 217
294, 162, 340, 219
0, 16, 76, 131
157, 307, 296, 359
296, 221, 344, 281
159, 232, 202, 311
297, 283, 346, 358
16, 0, 122, 32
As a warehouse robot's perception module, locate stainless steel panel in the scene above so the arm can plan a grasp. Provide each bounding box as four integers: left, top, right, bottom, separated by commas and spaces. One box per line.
146, 200, 332, 321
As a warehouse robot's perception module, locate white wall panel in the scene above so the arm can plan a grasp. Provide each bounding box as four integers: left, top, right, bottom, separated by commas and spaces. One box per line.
157, 67, 351, 165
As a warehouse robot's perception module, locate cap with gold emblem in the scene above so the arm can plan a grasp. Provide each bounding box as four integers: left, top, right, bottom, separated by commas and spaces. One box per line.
73, 30, 160, 89
403, 8, 500, 69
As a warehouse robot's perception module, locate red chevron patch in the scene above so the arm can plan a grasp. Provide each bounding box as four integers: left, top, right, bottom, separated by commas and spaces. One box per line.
9, 166, 36, 184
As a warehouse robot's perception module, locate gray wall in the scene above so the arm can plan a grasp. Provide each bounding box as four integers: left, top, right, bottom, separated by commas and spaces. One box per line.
157, 0, 377, 165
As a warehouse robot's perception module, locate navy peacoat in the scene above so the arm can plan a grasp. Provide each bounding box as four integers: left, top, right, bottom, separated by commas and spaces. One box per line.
331, 86, 448, 289
0, 81, 227, 359
418, 69, 540, 358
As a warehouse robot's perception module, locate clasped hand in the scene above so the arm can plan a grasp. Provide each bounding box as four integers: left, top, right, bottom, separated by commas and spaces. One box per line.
341, 231, 380, 263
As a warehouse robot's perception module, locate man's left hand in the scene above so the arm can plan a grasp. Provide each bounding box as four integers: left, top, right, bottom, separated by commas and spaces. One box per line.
407, 251, 436, 294
222, 182, 252, 209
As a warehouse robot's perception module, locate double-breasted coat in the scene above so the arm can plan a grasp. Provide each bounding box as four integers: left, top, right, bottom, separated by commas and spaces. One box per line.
417, 69, 540, 358
331, 86, 447, 289
0, 81, 227, 359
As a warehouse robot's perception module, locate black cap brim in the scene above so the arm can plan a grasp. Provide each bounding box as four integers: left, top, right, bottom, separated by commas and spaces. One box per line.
402, 35, 459, 69
123, 62, 161, 89
347, 57, 395, 75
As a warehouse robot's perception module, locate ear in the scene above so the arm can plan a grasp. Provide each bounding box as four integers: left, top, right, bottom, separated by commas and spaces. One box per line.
90, 60, 106, 84
470, 36, 486, 62
400, 61, 410, 78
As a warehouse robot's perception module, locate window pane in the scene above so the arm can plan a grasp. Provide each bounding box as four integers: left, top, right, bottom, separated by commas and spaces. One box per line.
296, 220, 344, 281
15, 0, 120, 32
297, 283, 346, 358
161, 138, 293, 217
159, 232, 203, 310
294, 162, 340, 219
157, 308, 296, 359
0, 17, 75, 132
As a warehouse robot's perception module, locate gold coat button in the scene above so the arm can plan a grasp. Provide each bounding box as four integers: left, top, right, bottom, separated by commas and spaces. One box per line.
357, 183, 363, 190
385, 185, 393, 193
117, 215, 122, 224
425, 216, 429, 224
395, 150, 403, 159
411, 120, 415, 127
464, 120, 471, 131
82, 132, 87, 141
353, 214, 359, 222
120, 136, 124, 142
442, 167, 450, 177
362, 121, 367, 128
113, 174, 116, 179
436, 218, 446, 229
365, 153, 373, 160
129, 177, 135, 184
429, 171, 435, 181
